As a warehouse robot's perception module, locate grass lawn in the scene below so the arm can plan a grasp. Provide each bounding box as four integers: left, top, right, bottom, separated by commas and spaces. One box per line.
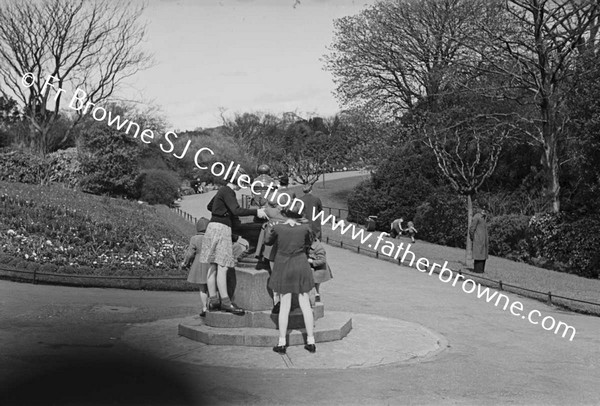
307, 176, 600, 316
287, 174, 369, 219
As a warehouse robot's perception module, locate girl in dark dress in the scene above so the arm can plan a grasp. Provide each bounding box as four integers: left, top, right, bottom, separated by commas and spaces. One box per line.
265, 208, 316, 354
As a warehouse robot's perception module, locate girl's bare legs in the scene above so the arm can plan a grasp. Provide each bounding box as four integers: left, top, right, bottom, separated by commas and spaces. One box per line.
207, 264, 219, 310
277, 293, 292, 346
298, 292, 315, 345
217, 264, 244, 314
270, 260, 280, 306
314, 283, 321, 303
199, 284, 208, 314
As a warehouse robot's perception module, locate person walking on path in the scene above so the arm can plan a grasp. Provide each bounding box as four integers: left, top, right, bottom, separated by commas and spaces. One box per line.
265, 207, 316, 354
299, 184, 323, 240
200, 172, 266, 315
469, 205, 489, 273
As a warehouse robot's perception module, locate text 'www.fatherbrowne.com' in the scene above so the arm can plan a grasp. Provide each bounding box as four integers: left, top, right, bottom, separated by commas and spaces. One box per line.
311, 208, 577, 342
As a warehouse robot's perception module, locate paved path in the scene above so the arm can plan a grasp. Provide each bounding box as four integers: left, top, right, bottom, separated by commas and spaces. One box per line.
2, 242, 599, 405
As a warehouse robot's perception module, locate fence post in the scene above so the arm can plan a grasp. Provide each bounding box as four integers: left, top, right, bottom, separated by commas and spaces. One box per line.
326, 236, 329, 244
499, 280, 503, 290
340, 241, 343, 248
357, 246, 360, 254
375, 251, 379, 259
547, 291, 552, 305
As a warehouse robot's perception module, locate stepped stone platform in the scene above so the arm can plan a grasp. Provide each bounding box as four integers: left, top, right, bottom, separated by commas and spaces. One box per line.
178, 249, 353, 347
204, 303, 324, 329
179, 311, 352, 347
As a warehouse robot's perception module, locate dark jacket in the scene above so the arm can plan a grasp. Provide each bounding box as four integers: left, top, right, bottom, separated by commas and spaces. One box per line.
299, 193, 323, 238
207, 185, 257, 228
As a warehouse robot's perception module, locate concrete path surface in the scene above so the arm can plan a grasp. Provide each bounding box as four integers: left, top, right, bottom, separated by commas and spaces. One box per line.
1, 242, 599, 405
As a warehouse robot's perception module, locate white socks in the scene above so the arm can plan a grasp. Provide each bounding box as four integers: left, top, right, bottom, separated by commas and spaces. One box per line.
278, 337, 286, 346
307, 336, 315, 345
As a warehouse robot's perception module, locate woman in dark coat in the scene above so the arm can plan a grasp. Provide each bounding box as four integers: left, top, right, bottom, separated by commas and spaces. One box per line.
469, 206, 489, 273
265, 208, 316, 354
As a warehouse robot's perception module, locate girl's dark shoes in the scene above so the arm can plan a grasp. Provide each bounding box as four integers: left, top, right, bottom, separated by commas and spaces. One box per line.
304, 344, 316, 353
221, 303, 246, 315
273, 345, 286, 354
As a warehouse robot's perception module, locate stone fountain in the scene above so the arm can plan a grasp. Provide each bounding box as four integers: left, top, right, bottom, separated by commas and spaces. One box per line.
178, 165, 352, 346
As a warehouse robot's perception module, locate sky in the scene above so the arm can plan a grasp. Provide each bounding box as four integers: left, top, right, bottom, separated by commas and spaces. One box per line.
123, 0, 375, 131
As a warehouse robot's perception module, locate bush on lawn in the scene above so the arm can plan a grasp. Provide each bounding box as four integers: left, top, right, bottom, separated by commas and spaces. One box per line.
413, 192, 467, 248
137, 169, 180, 205
528, 213, 600, 278
488, 214, 532, 260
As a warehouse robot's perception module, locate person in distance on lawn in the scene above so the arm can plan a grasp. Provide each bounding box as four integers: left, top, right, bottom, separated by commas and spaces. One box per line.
389, 218, 404, 238
469, 205, 489, 273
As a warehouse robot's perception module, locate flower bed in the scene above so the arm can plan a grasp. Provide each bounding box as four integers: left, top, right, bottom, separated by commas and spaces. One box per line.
0, 181, 192, 278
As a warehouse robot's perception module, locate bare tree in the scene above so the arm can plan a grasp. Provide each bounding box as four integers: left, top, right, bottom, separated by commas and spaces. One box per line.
471, 0, 600, 212
220, 111, 290, 169
324, 0, 499, 117
425, 121, 508, 260
0, 0, 152, 155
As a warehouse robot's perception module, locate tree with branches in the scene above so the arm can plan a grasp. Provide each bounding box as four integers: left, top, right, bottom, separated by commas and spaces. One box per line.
0, 0, 152, 155
424, 115, 509, 259
324, 0, 500, 117
470, 0, 600, 212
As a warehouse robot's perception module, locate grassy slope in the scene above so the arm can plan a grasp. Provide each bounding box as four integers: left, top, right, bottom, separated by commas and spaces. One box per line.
294, 176, 600, 315
287, 175, 368, 219
0, 181, 195, 277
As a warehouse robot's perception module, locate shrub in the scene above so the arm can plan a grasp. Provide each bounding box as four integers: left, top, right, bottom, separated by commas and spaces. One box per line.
529, 213, 600, 278
138, 169, 181, 205
47, 147, 81, 188
488, 214, 531, 260
78, 125, 142, 198
0, 150, 49, 184
413, 192, 467, 248
347, 149, 439, 229
347, 179, 390, 226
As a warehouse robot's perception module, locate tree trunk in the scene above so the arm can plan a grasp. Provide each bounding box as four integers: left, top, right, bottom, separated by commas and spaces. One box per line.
541, 110, 561, 212
465, 193, 473, 265
544, 138, 561, 213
